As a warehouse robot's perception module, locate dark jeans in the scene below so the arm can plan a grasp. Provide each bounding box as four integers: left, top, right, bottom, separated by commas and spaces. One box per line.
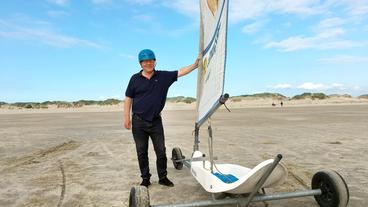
132, 114, 167, 180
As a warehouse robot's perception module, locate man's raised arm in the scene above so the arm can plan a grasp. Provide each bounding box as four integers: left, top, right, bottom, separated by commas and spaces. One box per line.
178, 54, 201, 78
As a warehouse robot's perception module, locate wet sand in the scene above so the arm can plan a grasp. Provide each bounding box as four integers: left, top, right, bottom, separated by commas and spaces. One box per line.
0, 104, 367, 206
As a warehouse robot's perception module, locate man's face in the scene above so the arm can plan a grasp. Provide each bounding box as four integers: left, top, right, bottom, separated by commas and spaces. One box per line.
140, 59, 155, 72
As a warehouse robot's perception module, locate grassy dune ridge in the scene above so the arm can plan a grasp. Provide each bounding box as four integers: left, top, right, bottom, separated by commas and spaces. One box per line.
1, 93, 368, 109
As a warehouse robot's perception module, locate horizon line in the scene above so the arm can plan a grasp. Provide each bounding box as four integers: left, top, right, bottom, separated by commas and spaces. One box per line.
1, 92, 368, 104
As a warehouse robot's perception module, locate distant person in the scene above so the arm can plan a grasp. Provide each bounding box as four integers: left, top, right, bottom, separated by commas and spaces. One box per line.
280, 101, 283, 107
124, 49, 200, 187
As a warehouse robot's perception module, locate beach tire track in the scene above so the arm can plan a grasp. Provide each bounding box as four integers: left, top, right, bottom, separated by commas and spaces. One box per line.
288, 168, 309, 190
1, 140, 80, 174
262, 153, 310, 189
95, 139, 121, 164
57, 160, 66, 207
286, 166, 310, 189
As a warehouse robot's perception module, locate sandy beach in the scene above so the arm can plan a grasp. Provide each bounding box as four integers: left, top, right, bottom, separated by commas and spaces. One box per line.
1, 103, 367, 206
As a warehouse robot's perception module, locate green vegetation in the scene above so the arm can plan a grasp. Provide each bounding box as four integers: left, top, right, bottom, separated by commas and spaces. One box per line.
2, 93, 367, 109
0, 99, 122, 109
72, 100, 98, 106
11, 102, 49, 109
71, 99, 122, 107
230, 97, 242, 102
358, 94, 368, 99
101, 99, 122, 105
292, 93, 328, 100
329, 94, 352, 98
56, 102, 74, 108
237, 92, 287, 100
167, 96, 196, 104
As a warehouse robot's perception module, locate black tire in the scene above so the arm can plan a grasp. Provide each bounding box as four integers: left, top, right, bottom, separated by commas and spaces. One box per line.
312, 170, 349, 207
213, 192, 228, 200
129, 186, 150, 207
172, 147, 184, 170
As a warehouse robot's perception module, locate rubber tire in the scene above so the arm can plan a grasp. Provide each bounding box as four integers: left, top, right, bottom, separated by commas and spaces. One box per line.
312, 170, 349, 207
129, 186, 150, 207
172, 147, 184, 170
213, 192, 228, 200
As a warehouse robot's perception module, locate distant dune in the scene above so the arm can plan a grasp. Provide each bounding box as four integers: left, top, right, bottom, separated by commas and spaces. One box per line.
232, 92, 287, 101
0, 99, 122, 110
358, 94, 368, 99
1, 93, 368, 113
328, 94, 352, 98
167, 96, 196, 104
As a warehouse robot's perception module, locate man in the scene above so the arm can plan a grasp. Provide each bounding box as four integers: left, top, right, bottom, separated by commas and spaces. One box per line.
124, 49, 200, 187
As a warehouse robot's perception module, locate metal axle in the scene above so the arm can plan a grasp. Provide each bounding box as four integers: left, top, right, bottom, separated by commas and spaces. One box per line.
151, 189, 322, 207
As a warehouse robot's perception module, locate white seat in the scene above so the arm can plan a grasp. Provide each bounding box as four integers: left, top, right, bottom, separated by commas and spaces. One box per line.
190, 151, 288, 194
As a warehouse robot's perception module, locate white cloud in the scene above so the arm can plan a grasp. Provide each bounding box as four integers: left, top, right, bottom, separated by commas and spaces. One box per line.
273, 83, 293, 89
344, 0, 368, 16
352, 6, 368, 15
126, 0, 155, 5
0, 19, 104, 49
47, 0, 68, 6
149, 0, 367, 24
264, 27, 367, 51
230, 0, 268, 22
46, 10, 69, 18
108, 0, 198, 37
317, 17, 345, 29
229, 0, 368, 23
227, 0, 368, 54
91, 0, 113, 4
330, 83, 345, 90
133, 14, 153, 22
242, 20, 267, 34
318, 40, 365, 49
266, 36, 312, 51
230, 0, 322, 22
316, 27, 345, 38
132, 16, 197, 37
298, 82, 325, 90
352, 85, 361, 90
297, 82, 349, 90
162, 0, 199, 19
95, 0, 155, 5
120, 53, 135, 60
320, 55, 368, 64
267, 0, 321, 15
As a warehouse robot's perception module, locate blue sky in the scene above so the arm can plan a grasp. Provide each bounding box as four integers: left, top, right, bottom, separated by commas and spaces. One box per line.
1, 0, 367, 102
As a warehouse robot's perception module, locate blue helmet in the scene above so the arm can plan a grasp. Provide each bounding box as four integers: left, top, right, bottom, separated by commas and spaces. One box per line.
138, 49, 156, 62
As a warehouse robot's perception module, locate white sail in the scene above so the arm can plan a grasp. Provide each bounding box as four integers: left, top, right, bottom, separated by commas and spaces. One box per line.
196, 0, 229, 124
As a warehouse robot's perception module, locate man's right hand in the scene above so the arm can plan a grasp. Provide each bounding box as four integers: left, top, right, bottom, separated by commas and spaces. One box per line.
124, 97, 133, 130
124, 118, 131, 129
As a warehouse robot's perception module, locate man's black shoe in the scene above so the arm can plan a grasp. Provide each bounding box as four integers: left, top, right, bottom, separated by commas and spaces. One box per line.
140, 179, 151, 187
159, 177, 174, 187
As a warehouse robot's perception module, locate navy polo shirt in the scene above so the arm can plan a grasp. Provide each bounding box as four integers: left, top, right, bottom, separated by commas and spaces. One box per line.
125, 70, 178, 121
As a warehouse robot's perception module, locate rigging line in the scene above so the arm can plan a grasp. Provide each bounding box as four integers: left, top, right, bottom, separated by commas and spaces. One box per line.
213, 160, 233, 183
207, 117, 233, 183
223, 102, 231, 112
207, 118, 214, 172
